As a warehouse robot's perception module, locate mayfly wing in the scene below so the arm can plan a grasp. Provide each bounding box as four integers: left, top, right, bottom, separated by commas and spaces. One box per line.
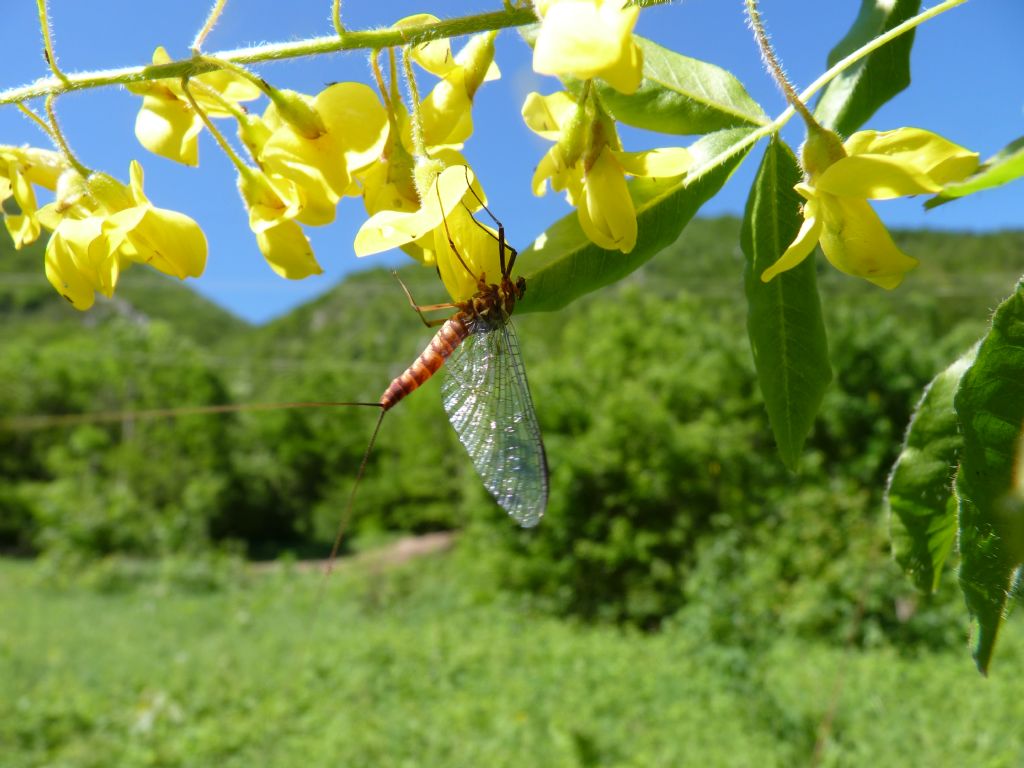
441, 317, 549, 527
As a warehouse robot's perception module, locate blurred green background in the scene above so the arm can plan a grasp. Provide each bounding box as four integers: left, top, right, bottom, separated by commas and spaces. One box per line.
3, 219, 1024, 765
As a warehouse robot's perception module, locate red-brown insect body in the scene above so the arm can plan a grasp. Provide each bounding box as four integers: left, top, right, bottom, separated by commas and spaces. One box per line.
377, 274, 525, 412
379, 314, 470, 411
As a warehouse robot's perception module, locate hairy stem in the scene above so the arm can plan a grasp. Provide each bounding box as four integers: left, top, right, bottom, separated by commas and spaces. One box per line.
16, 103, 54, 139
744, 0, 821, 131
0, 6, 537, 106
402, 48, 428, 159
36, 0, 69, 84
180, 78, 248, 175
193, 0, 230, 53
332, 0, 345, 36
44, 96, 88, 176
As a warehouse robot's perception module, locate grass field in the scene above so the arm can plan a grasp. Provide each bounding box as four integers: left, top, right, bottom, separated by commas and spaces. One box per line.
2, 551, 1023, 767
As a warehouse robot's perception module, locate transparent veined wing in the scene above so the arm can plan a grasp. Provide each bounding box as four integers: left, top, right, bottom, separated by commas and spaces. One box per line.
441, 317, 548, 527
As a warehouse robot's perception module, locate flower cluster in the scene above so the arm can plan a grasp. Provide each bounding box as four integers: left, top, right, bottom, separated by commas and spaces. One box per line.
3, 2, 986, 316
762, 127, 979, 289
1, 145, 206, 310
352, 23, 504, 300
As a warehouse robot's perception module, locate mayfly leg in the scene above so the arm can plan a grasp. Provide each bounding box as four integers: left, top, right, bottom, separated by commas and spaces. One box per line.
391, 271, 454, 328
461, 166, 518, 277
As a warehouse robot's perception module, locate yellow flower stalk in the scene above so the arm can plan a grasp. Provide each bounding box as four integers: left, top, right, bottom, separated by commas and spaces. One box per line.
532, 0, 643, 94
523, 90, 691, 253
128, 47, 261, 166
762, 127, 979, 289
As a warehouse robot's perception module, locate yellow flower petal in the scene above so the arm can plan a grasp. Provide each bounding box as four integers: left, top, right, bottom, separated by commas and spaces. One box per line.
5, 213, 41, 249
45, 231, 100, 310
260, 83, 387, 209
394, 15, 454, 77
420, 69, 474, 148
110, 206, 207, 279
255, 220, 322, 279
816, 194, 917, 289
596, 35, 643, 95
434, 204, 507, 303
9, 147, 64, 190
354, 165, 474, 256
44, 217, 116, 309
578, 146, 636, 252
844, 127, 979, 185
134, 94, 202, 166
761, 198, 823, 282
314, 82, 389, 172
819, 128, 979, 199
521, 91, 577, 140
613, 147, 691, 178
531, 149, 564, 196
533, 0, 642, 93
238, 171, 303, 233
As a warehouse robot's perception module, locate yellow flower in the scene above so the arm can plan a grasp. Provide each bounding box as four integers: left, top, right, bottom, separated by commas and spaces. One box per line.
128, 47, 261, 166
523, 90, 691, 253
354, 164, 507, 302
532, 0, 643, 94
38, 161, 207, 309
354, 144, 472, 266
0, 146, 65, 248
258, 82, 388, 223
762, 127, 979, 289
254, 220, 320, 280
236, 168, 322, 279
414, 29, 501, 149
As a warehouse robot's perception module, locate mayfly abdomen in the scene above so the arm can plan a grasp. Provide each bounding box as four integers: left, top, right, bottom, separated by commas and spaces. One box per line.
379, 314, 471, 411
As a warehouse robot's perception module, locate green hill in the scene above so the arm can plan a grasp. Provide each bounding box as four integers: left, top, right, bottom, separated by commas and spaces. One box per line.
0, 228, 249, 344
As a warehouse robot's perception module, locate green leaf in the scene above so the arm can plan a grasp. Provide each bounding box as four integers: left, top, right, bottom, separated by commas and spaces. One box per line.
740, 137, 831, 470
887, 346, 977, 593
591, 36, 768, 135
925, 135, 1024, 210
954, 280, 1024, 674
516, 128, 756, 313
814, 0, 921, 137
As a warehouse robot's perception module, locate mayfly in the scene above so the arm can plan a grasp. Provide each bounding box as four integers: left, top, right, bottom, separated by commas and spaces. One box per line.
361, 176, 549, 530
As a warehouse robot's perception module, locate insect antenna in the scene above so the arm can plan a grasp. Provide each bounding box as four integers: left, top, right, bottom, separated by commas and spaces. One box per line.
323, 405, 387, 575
0, 400, 382, 432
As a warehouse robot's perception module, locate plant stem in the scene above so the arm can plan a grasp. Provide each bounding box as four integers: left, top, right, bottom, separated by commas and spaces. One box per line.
0, 6, 537, 106
402, 49, 428, 159
180, 78, 249, 176
44, 96, 88, 176
195, 55, 272, 98
370, 50, 391, 112
332, 0, 345, 36
744, 0, 822, 132
16, 103, 54, 139
36, 0, 69, 84
193, 0, 230, 53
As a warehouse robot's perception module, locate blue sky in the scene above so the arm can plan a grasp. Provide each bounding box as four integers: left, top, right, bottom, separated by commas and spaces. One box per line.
2, 1, 1021, 323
